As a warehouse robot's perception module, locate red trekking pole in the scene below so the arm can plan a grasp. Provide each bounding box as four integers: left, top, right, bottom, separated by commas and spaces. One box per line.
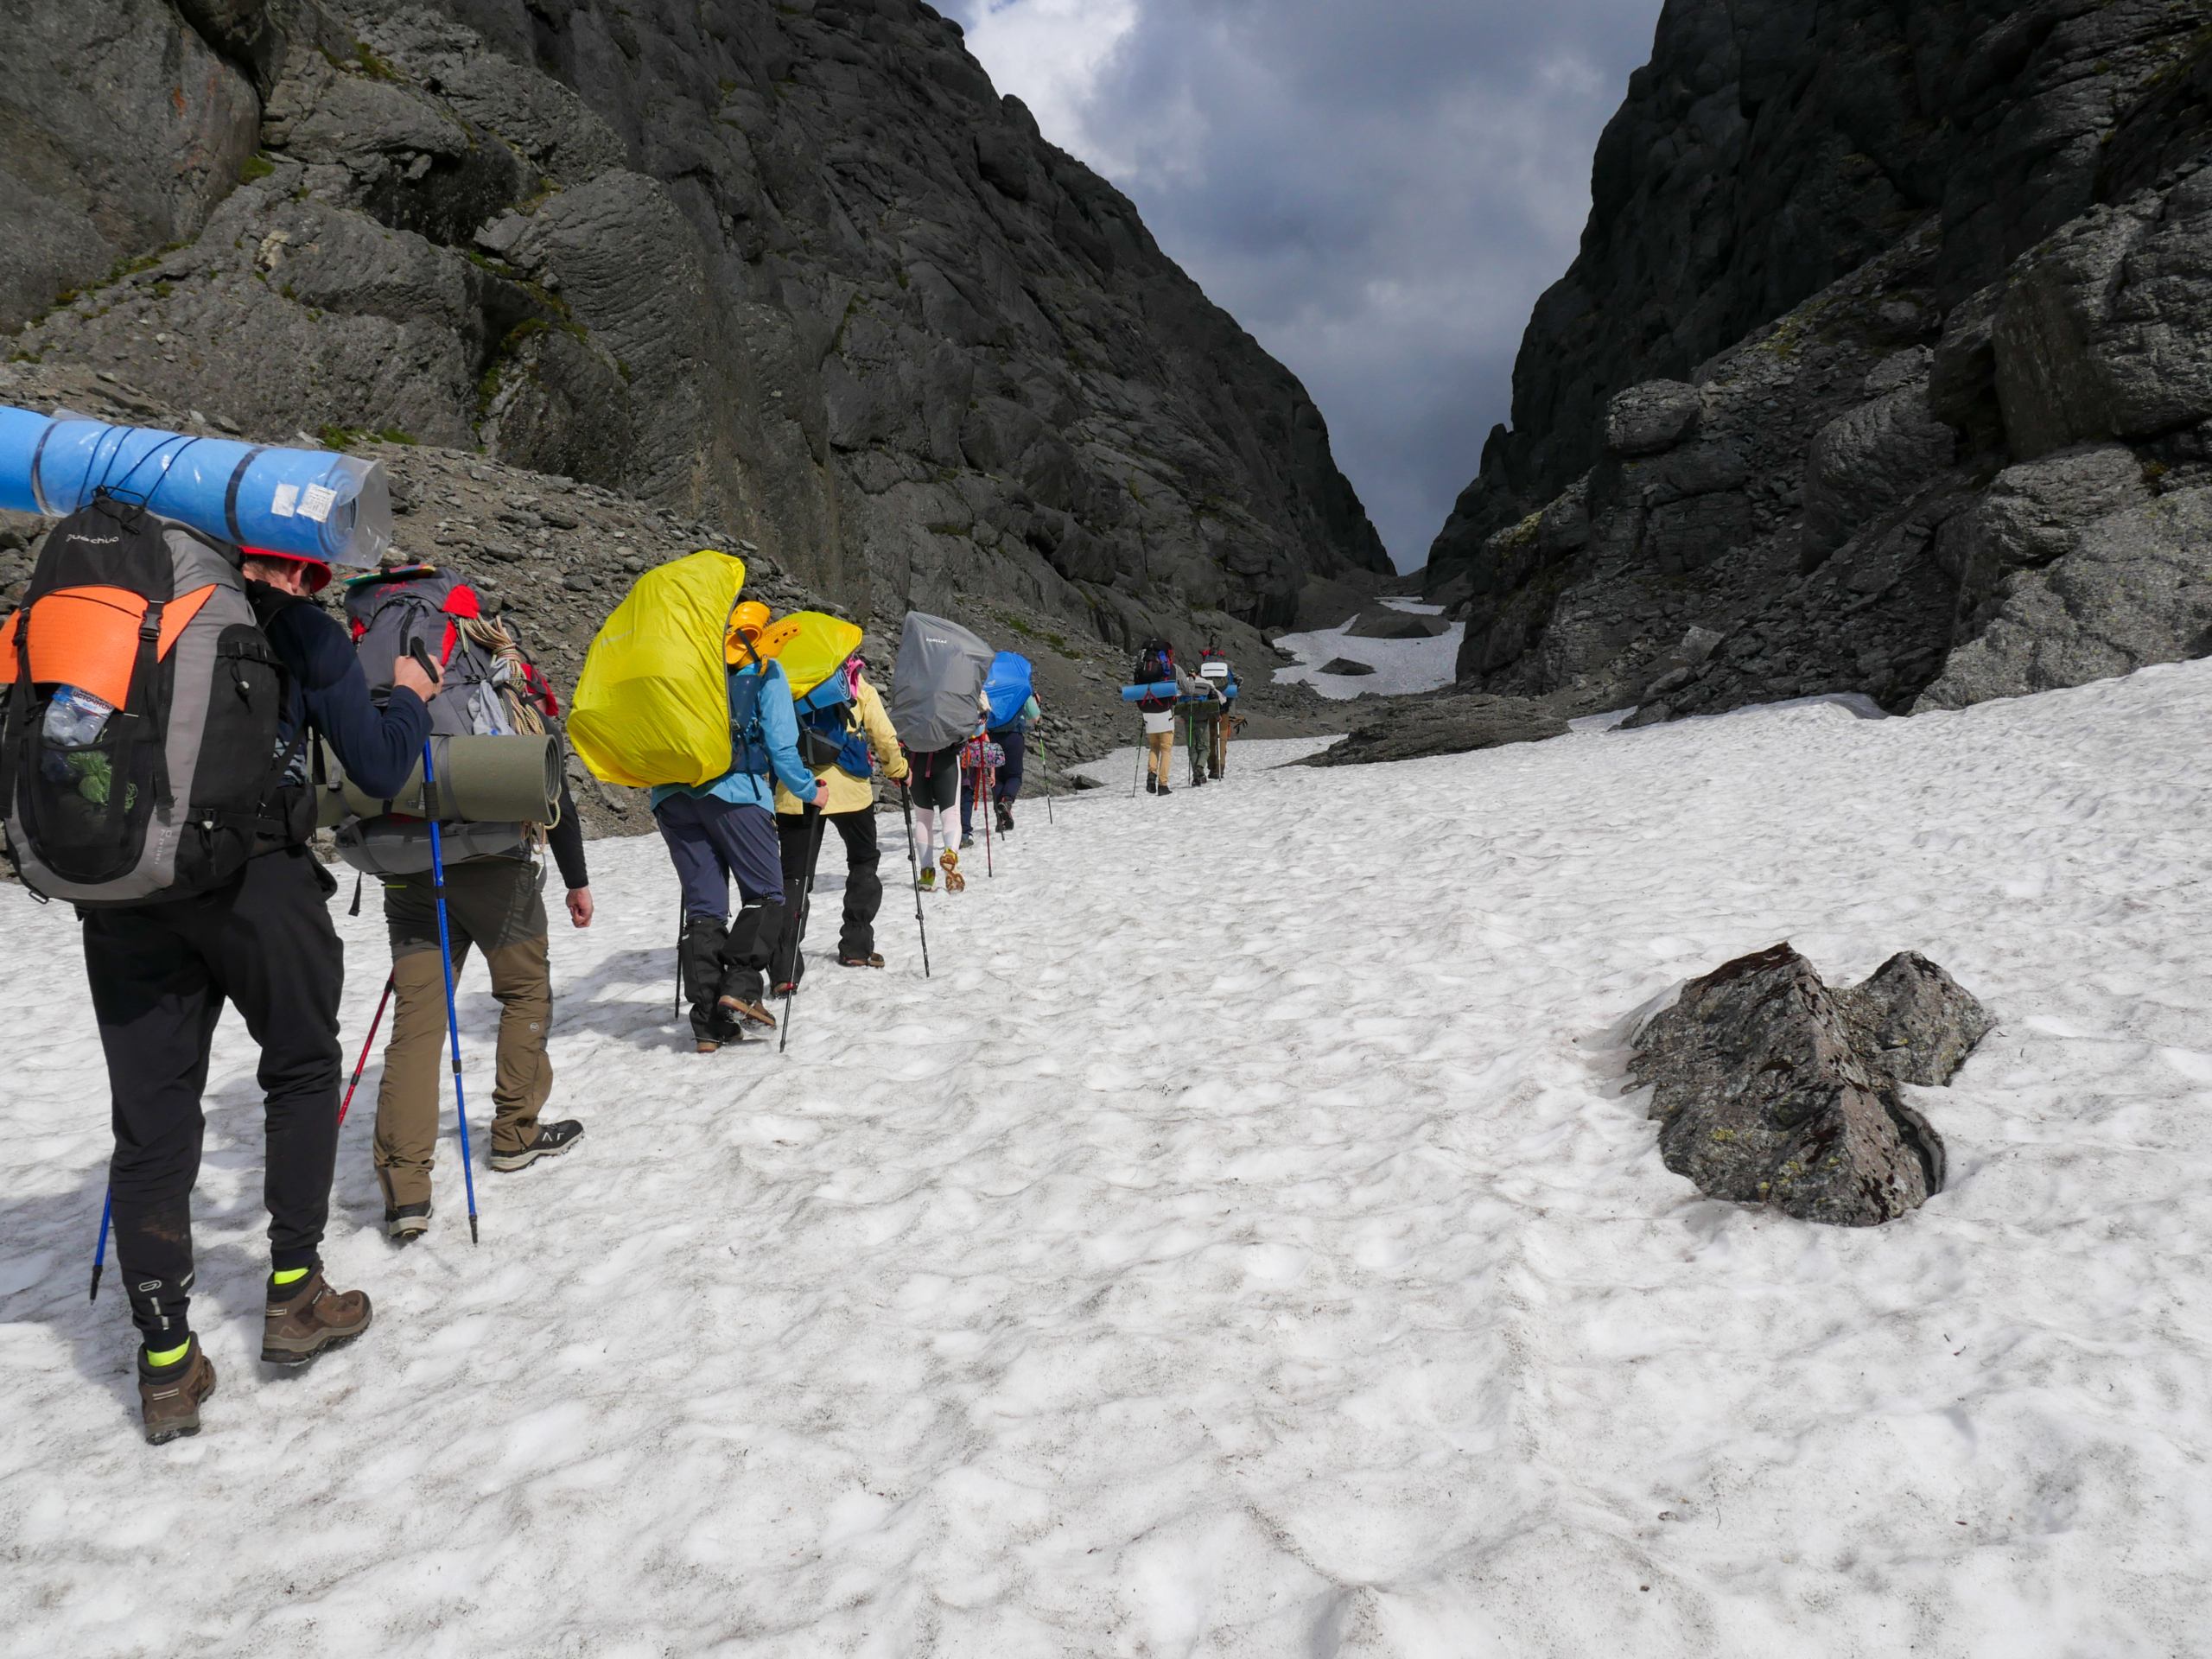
337, 976, 396, 1128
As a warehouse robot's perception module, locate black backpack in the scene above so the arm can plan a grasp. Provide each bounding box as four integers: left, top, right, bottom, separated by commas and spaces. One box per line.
1135, 639, 1175, 712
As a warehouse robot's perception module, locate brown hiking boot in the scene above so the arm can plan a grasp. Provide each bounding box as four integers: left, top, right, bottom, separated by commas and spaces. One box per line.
262, 1269, 372, 1367
138, 1338, 216, 1446
717, 994, 777, 1030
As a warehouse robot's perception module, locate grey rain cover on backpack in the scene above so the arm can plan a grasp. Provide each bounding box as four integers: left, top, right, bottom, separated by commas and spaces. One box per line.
889, 611, 994, 753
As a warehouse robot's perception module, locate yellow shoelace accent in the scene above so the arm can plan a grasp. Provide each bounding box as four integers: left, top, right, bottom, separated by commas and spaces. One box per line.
145, 1341, 191, 1368
271, 1267, 308, 1287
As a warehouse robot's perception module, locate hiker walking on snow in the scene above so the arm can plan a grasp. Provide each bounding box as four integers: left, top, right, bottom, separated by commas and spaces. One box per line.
1134, 637, 1180, 796
911, 689, 987, 882
1175, 660, 1224, 790
886, 611, 996, 893
653, 601, 826, 1052
342, 563, 594, 1244
962, 652, 1040, 846
9, 513, 435, 1444
770, 652, 910, 982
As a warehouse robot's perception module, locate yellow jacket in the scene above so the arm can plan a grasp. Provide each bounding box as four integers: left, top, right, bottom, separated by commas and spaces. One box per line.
774, 673, 912, 815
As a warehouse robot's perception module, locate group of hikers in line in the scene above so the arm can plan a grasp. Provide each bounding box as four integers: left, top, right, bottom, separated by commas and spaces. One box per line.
5, 494, 1234, 1444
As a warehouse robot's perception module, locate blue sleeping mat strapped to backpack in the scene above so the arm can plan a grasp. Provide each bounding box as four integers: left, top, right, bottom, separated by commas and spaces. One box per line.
1121, 681, 1179, 702
0, 404, 391, 567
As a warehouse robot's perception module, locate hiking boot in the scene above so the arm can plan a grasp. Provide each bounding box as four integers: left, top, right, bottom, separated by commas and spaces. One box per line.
917, 867, 937, 892
840, 951, 885, 968
490, 1119, 586, 1172
138, 1338, 215, 1446
1156, 781, 1172, 796
385, 1202, 431, 1243
718, 994, 777, 1030
262, 1269, 372, 1367
995, 803, 1014, 833
1145, 777, 1158, 795
959, 832, 975, 849
696, 1038, 728, 1054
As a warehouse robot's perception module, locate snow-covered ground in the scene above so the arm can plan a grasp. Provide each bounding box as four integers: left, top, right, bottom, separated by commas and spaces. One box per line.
4, 663, 2212, 1656
1271, 597, 1464, 699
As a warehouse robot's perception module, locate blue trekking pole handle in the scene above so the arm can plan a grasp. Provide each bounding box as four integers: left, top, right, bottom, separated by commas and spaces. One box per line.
422, 738, 481, 1244
89, 1186, 111, 1302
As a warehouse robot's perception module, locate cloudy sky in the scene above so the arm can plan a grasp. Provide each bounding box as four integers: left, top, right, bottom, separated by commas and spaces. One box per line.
934, 0, 1667, 571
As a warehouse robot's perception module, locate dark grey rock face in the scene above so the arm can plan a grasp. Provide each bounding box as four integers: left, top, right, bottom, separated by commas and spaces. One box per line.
1295, 689, 1567, 768
1425, 0, 2212, 724
1630, 944, 1990, 1227
0, 0, 262, 334
3, 0, 1388, 672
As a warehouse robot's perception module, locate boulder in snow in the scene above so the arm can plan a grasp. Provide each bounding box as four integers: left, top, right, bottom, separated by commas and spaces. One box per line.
1319, 657, 1377, 676
1630, 943, 1990, 1225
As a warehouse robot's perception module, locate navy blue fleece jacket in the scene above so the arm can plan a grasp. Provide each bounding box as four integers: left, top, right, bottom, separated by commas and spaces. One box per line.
253, 586, 429, 798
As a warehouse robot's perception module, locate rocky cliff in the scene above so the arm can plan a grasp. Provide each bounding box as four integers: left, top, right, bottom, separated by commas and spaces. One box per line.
1, 0, 1389, 677
1426, 0, 2212, 724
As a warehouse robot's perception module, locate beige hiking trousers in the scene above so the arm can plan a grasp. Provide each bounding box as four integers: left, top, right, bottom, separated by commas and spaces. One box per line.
372, 858, 554, 1208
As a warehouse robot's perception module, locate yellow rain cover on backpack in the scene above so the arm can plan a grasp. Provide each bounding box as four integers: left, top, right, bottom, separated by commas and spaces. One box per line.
569, 551, 747, 789
755, 611, 864, 698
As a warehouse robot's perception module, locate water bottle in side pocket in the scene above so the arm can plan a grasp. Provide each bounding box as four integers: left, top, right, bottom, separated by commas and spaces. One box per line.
42, 684, 114, 747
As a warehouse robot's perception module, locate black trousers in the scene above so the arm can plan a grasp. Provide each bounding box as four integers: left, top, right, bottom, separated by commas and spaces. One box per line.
772, 808, 883, 983
80, 847, 345, 1346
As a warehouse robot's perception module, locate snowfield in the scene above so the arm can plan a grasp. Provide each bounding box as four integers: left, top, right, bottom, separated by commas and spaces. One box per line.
3, 662, 2212, 1656
1269, 598, 1464, 699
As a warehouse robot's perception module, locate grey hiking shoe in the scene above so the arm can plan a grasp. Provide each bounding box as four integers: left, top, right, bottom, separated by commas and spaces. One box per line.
139, 1338, 215, 1445
262, 1269, 372, 1367
490, 1119, 585, 1172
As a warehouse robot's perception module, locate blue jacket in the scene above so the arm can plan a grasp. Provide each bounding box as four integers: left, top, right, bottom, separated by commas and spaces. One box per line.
256, 588, 429, 798
651, 658, 815, 812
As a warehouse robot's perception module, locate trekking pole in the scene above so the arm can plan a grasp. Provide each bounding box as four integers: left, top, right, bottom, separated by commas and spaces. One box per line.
672, 902, 684, 1021
337, 976, 396, 1128
1039, 734, 1053, 824
779, 804, 828, 1054
982, 753, 995, 878
899, 781, 931, 977
422, 739, 481, 1245
88, 1188, 111, 1302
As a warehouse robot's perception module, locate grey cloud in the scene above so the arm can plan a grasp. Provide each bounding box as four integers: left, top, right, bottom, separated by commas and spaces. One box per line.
941, 0, 1662, 569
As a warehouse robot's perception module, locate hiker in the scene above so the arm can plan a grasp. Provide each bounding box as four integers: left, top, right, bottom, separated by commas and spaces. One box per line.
886, 610, 996, 892
771, 650, 910, 982
1197, 645, 1237, 779
1134, 637, 1179, 796
1176, 659, 1225, 789
909, 694, 984, 884
26, 518, 435, 1443
962, 653, 1039, 846
343, 563, 593, 1244
652, 600, 825, 1052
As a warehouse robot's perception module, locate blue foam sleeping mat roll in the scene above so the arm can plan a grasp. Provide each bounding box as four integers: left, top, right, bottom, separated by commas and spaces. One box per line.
1121, 681, 1179, 702
0, 404, 392, 567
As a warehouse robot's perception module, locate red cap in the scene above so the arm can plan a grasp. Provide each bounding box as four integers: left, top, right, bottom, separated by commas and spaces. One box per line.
240, 547, 334, 594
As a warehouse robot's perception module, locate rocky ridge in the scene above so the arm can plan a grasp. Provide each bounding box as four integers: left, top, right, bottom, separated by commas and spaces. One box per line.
1425, 0, 2212, 726
3, 0, 1391, 679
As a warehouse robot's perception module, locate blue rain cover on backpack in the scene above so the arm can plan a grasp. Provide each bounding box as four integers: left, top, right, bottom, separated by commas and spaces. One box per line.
983, 652, 1033, 729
